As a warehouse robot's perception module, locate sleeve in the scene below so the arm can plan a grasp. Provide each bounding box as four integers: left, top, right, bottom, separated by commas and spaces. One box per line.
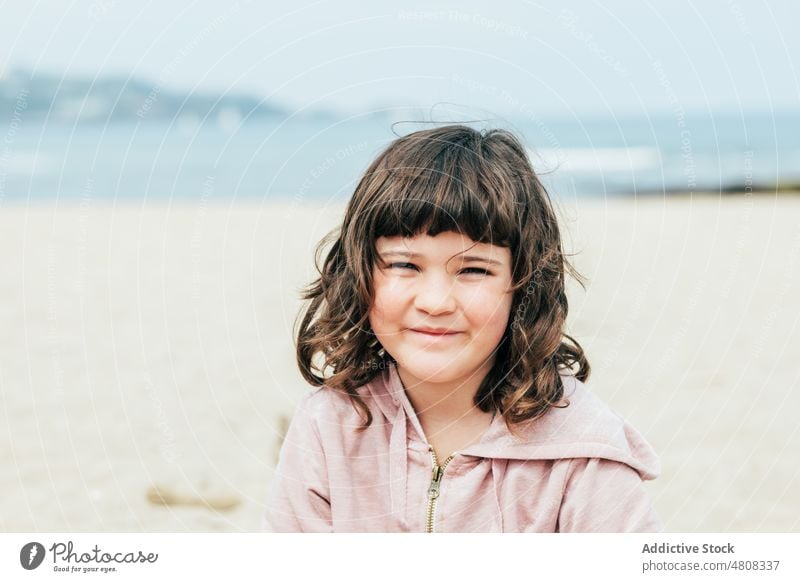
556, 458, 663, 533
262, 392, 333, 532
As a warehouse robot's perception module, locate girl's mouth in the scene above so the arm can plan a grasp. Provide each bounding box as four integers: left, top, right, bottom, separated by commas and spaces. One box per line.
410, 328, 462, 338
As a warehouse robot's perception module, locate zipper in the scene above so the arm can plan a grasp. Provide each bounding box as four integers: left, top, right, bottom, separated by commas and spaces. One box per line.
425, 447, 454, 533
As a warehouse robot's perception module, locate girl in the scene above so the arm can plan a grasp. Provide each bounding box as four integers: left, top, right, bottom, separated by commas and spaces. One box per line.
264, 124, 661, 532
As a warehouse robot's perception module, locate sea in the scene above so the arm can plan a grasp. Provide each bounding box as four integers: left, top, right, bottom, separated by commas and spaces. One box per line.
2, 111, 799, 204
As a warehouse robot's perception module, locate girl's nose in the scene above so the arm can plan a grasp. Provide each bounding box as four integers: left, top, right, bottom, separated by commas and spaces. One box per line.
413, 272, 457, 314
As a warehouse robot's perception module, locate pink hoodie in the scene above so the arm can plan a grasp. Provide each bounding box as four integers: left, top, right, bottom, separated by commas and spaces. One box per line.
263, 361, 661, 532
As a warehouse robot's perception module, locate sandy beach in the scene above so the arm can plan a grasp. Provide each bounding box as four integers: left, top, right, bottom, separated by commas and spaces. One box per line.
1, 195, 798, 532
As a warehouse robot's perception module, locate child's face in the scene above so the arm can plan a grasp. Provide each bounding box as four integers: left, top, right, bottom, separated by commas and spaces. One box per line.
369, 231, 514, 388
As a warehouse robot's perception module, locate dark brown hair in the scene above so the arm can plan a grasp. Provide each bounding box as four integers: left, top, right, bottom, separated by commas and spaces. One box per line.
295, 124, 590, 430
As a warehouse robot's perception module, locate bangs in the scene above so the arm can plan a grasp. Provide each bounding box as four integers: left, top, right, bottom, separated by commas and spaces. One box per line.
365, 138, 520, 250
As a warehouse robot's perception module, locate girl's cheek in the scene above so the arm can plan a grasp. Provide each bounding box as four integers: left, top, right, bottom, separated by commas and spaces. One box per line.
378, 277, 409, 301
469, 286, 510, 309
370, 288, 402, 320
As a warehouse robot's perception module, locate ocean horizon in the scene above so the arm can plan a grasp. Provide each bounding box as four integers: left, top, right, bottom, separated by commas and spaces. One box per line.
2, 111, 799, 204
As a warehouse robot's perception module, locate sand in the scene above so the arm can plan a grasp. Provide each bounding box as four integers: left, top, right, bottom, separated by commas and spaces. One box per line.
1, 195, 798, 532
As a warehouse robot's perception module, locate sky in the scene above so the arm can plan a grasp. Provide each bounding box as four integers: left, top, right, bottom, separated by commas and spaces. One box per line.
1, 0, 798, 117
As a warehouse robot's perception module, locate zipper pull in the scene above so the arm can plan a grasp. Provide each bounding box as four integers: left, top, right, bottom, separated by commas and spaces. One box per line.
428, 466, 443, 499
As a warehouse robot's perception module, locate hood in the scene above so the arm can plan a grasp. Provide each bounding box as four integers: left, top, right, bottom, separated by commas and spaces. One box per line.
364, 361, 660, 528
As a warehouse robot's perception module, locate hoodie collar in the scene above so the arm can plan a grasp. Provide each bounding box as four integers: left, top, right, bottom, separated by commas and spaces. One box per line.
367, 360, 660, 481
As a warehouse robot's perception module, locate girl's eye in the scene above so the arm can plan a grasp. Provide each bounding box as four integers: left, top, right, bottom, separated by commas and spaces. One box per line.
386, 263, 489, 276
461, 267, 490, 276
388, 262, 418, 271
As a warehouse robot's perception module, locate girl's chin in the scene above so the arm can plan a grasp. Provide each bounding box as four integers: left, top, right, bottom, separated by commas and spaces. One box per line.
397, 361, 465, 384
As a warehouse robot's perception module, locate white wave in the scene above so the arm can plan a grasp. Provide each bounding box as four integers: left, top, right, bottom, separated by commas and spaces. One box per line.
528, 147, 660, 173
2, 152, 54, 175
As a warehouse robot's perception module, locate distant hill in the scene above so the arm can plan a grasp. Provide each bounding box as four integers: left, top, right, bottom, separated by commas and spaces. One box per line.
0, 68, 292, 124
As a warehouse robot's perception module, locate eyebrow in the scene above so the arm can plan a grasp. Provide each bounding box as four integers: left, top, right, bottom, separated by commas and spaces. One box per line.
378, 250, 503, 266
